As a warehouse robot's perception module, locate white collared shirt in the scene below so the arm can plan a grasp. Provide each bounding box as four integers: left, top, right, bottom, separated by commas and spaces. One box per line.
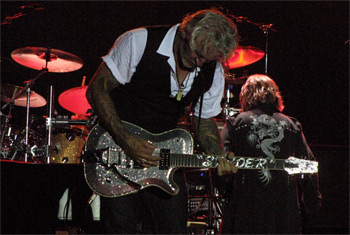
102, 24, 225, 118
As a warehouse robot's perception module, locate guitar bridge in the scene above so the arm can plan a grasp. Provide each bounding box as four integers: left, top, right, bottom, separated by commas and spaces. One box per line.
82, 148, 108, 163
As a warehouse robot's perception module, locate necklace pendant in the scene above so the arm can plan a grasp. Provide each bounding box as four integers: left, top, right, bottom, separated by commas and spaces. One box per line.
176, 91, 183, 101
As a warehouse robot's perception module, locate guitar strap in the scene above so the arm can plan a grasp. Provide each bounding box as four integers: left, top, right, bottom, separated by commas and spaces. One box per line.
197, 71, 204, 132
195, 59, 217, 132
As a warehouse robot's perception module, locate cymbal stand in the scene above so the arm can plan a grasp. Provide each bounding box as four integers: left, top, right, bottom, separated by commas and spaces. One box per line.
259, 24, 273, 75
225, 11, 277, 75
45, 85, 55, 163
223, 84, 234, 119
205, 169, 223, 234
1, 69, 48, 162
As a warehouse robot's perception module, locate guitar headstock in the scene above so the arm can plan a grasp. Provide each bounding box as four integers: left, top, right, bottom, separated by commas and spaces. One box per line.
284, 156, 318, 175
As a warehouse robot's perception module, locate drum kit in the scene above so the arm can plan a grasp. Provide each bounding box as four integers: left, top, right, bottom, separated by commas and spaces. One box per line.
1, 46, 91, 163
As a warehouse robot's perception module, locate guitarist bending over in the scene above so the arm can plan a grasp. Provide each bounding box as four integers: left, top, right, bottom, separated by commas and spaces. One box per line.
86, 9, 238, 234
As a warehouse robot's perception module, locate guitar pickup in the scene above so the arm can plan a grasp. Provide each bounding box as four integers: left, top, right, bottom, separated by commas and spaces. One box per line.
159, 149, 171, 170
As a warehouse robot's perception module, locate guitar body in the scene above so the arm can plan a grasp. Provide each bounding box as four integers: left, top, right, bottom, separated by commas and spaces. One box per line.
83, 121, 194, 198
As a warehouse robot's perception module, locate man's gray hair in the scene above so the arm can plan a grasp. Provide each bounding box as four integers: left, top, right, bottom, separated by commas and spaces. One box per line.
180, 9, 239, 61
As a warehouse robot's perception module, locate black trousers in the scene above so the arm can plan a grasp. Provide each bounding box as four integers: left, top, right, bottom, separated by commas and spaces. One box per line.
100, 171, 188, 234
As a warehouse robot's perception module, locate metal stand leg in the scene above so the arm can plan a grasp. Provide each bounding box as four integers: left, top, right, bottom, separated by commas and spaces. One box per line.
204, 169, 223, 235
187, 169, 224, 235
24, 87, 31, 162
45, 85, 55, 163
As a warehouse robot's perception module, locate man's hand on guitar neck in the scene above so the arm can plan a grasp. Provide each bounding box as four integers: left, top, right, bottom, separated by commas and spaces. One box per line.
124, 135, 160, 168
217, 151, 238, 176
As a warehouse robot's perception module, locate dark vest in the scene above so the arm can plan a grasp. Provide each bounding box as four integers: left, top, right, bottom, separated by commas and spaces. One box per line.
112, 26, 216, 133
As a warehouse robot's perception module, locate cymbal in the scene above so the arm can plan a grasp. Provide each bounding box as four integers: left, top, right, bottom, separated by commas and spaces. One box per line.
1, 84, 47, 107
225, 74, 247, 85
11, 47, 83, 73
58, 86, 91, 116
225, 46, 265, 69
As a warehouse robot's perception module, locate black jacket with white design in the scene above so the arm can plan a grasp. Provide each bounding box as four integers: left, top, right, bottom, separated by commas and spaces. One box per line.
218, 108, 322, 234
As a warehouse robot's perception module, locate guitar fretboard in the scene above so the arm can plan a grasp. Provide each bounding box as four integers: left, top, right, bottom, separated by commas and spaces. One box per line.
170, 154, 218, 168
159, 149, 218, 169
159, 149, 298, 171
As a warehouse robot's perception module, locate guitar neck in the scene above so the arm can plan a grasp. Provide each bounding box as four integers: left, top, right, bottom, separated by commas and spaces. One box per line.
166, 153, 219, 169
160, 150, 294, 171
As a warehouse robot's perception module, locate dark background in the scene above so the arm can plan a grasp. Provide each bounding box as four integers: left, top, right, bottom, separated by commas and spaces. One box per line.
1, 1, 349, 234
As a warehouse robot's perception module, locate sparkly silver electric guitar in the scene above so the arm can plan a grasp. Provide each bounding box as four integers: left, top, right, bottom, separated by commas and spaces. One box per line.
83, 121, 318, 198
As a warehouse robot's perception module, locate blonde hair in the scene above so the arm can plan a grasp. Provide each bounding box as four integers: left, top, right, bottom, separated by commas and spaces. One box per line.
240, 74, 285, 112
179, 9, 238, 61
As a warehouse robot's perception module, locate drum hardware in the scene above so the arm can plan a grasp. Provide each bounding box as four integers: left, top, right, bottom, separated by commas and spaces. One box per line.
224, 73, 248, 85
45, 85, 55, 163
46, 117, 88, 126
187, 221, 208, 235
221, 14, 276, 124
225, 84, 235, 107
85, 111, 98, 130
260, 24, 275, 74
1, 69, 48, 162
206, 169, 223, 234
223, 107, 240, 120
226, 12, 277, 74
45, 77, 94, 164
221, 80, 241, 120
0, 105, 13, 149
1, 47, 84, 162
186, 168, 224, 234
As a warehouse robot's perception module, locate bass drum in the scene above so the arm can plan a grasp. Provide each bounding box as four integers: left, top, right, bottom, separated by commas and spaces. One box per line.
51, 127, 85, 164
